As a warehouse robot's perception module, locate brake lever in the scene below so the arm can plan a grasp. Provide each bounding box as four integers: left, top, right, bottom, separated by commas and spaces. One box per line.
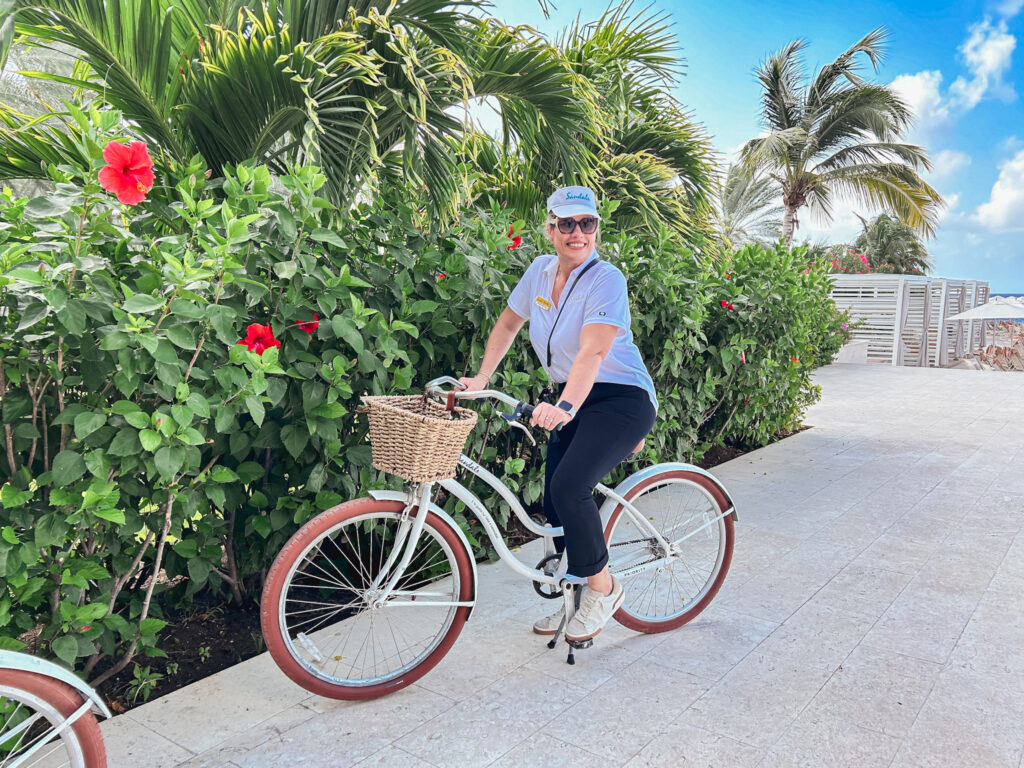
500, 402, 538, 446
506, 419, 537, 447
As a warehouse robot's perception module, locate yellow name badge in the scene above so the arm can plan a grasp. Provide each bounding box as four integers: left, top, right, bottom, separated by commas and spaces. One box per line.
534, 296, 552, 311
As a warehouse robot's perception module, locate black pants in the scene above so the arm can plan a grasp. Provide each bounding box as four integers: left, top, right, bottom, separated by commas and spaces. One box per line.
543, 383, 656, 577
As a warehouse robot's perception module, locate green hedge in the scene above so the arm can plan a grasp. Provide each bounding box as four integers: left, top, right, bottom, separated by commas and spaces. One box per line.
0, 115, 849, 681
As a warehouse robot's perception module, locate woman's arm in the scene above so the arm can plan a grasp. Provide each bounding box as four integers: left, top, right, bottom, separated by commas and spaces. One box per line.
529, 323, 617, 428
458, 307, 526, 390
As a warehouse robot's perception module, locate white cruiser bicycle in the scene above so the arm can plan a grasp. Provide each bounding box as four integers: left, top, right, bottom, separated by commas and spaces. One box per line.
260, 376, 737, 700
0, 650, 111, 767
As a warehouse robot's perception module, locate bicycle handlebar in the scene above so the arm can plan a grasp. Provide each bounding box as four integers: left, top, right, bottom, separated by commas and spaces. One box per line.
423, 376, 553, 433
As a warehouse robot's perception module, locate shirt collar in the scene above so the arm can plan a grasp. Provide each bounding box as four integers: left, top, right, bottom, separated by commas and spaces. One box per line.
543, 251, 599, 278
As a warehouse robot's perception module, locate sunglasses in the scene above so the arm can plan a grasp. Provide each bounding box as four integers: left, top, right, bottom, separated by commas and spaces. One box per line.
555, 216, 599, 234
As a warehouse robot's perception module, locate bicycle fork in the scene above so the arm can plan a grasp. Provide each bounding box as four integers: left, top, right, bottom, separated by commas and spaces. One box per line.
366, 482, 434, 607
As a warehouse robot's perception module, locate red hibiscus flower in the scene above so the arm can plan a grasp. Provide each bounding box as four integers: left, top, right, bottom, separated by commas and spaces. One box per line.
237, 323, 280, 355
740, 350, 746, 364
437, 272, 446, 281
506, 225, 522, 251
719, 299, 736, 311
297, 314, 319, 334
98, 141, 155, 205
790, 356, 799, 364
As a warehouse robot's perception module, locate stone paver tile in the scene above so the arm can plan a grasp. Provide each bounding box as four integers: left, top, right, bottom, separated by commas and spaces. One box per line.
522, 630, 642, 691
759, 719, 901, 768
228, 685, 454, 768
398, 668, 588, 768
642, 605, 777, 682
717, 540, 846, 624
755, 601, 874, 669
414, 616, 547, 700
541, 658, 708, 763
808, 562, 912, 620
621, 721, 761, 768
174, 703, 318, 768
797, 644, 941, 738
860, 580, 979, 664
102, 714, 195, 768
678, 651, 834, 750
125, 654, 311, 755
488, 732, 614, 768
350, 745, 439, 768
890, 666, 1024, 768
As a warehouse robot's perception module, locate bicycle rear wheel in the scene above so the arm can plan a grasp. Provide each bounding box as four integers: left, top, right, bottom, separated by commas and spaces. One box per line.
604, 470, 734, 633
1, 669, 106, 768
261, 497, 474, 700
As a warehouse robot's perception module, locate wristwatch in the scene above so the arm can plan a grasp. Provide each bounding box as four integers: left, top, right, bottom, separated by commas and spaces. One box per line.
556, 400, 576, 419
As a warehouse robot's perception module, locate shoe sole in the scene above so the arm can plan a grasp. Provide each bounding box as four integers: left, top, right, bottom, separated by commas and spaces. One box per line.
533, 626, 559, 636
564, 588, 626, 643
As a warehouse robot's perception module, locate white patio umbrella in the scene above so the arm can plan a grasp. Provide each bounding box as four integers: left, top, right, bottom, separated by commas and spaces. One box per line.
948, 300, 1024, 321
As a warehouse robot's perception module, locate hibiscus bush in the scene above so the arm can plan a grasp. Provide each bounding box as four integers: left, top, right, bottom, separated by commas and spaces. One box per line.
0, 110, 846, 681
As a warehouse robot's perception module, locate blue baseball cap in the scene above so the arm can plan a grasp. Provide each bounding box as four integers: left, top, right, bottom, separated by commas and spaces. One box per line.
546, 185, 601, 219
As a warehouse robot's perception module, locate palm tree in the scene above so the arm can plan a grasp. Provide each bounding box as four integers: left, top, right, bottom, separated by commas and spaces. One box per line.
741, 29, 943, 246
465, 3, 716, 243
854, 212, 932, 274
715, 163, 783, 248
0, 0, 591, 220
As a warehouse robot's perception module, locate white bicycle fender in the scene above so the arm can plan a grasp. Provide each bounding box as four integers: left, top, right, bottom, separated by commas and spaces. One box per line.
598, 462, 738, 521
0, 650, 112, 719
366, 491, 478, 616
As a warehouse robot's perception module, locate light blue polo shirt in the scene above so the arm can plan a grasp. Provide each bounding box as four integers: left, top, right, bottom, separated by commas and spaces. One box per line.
508, 252, 658, 411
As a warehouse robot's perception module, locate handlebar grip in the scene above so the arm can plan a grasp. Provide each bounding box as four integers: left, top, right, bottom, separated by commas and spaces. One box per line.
518, 401, 563, 433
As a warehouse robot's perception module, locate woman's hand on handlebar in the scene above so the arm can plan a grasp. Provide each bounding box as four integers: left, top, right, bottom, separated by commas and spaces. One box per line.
457, 374, 490, 392
530, 401, 571, 432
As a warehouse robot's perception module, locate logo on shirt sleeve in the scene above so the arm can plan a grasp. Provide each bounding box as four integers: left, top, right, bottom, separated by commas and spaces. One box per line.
534, 296, 552, 311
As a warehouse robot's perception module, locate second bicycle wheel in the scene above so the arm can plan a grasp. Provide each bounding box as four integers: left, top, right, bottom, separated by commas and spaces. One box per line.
1, 669, 106, 768
261, 497, 474, 700
604, 469, 735, 633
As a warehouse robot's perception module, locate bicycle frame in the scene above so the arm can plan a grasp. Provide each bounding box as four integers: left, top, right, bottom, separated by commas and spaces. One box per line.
367, 377, 737, 607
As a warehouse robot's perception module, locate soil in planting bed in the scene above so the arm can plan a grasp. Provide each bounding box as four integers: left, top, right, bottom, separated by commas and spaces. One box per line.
97, 433, 793, 713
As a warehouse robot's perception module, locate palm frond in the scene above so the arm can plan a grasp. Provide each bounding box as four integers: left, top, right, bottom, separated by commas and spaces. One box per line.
754, 39, 806, 131
12, 0, 211, 159
805, 27, 887, 111
816, 162, 943, 237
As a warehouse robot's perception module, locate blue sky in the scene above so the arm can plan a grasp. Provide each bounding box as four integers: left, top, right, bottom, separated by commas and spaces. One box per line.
486, 0, 1024, 292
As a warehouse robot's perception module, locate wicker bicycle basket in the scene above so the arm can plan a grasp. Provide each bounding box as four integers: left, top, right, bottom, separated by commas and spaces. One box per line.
361, 395, 478, 482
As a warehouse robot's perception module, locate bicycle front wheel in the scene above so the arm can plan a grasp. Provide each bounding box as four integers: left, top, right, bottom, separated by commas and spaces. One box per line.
604, 469, 734, 633
261, 497, 474, 700
1, 669, 106, 768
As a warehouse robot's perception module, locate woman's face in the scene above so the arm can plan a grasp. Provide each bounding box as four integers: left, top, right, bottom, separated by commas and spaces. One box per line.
546, 215, 598, 262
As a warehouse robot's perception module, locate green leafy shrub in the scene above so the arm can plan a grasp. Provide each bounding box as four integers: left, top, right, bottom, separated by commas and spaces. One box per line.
0, 110, 847, 682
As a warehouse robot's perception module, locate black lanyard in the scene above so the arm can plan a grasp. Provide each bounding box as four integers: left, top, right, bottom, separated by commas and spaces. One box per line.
546, 258, 600, 368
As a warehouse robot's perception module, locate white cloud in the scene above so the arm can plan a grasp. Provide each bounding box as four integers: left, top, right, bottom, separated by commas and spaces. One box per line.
890, 16, 1018, 141
996, 0, 1024, 19
936, 193, 961, 223
928, 149, 971, 182
891, 70, 952, 128
949, 19, 1017, 108
975, 149, 1024, 230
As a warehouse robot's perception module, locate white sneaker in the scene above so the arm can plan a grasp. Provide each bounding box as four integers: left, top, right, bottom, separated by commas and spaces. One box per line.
565, 577, 625, 642
532, 605, 566, 635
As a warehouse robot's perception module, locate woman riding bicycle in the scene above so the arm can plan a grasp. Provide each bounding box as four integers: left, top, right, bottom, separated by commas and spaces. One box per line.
459, 185, 658, 643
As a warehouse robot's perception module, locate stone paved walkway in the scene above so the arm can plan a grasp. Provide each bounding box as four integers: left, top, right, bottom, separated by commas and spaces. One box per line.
101, 364, 1024, 767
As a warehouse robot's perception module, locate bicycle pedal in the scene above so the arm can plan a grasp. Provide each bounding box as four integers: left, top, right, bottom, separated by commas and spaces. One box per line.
566, 638, 593, 650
